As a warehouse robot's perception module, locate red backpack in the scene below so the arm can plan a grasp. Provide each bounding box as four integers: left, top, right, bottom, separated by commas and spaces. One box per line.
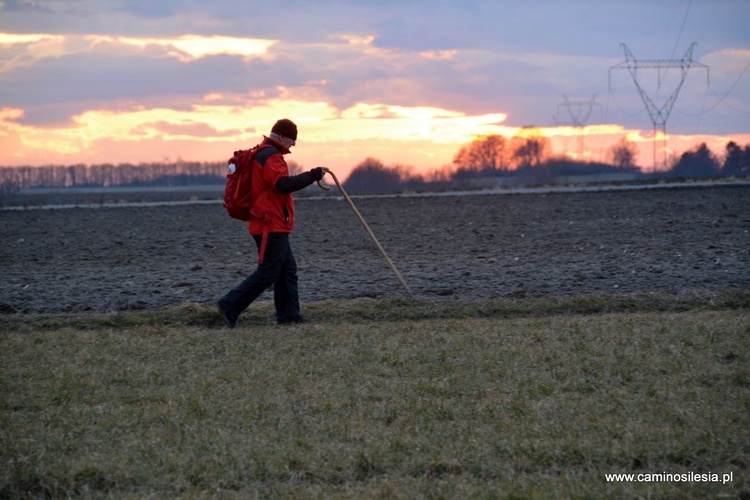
223, 145, 264, 221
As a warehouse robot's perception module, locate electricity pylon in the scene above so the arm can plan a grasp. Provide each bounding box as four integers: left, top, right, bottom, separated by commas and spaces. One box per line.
555, 94, 601, 159
609, 43, 709, 172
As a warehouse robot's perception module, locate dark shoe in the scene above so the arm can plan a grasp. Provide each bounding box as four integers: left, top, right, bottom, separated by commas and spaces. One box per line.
278, 315, 313, 325
216, 301, 237, 329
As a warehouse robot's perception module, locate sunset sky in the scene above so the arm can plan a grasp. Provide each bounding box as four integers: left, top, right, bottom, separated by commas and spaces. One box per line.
1, 0, 748, 178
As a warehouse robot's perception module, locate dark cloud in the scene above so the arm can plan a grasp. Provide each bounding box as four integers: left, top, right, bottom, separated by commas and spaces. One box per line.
0, 0, 747, 135
0, 0, 55, 13
1, 0, 186, 19
1, 49, 309, 125
114, 0, 183, 19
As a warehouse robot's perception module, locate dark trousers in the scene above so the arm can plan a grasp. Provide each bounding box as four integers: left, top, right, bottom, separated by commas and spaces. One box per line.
218, 233, 300, 323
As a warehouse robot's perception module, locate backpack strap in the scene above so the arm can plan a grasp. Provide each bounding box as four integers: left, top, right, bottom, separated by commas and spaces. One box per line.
254, 144, 281, 167
253, 212, 271, 265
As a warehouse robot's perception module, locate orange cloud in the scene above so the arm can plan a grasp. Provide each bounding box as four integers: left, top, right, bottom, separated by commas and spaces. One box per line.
0, 96, 506, 159
0, 33, 60, 44
2, 97, 747, 177
116, 35, 276, 61
0, 31, 277, 69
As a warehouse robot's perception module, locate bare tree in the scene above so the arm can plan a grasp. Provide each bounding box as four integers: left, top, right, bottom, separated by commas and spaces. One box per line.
344, 157, 405, 193
723, 141, 749, 176
510, 128, 551, 168
0, 170, 20, 206
608, 138, 639, 169
453, 135, 509, 176
426, 164, 455, 182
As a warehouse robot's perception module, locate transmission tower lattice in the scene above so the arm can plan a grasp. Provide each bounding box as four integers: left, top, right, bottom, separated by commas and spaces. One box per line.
609, 43, 709, 171
555, 94, 602, 159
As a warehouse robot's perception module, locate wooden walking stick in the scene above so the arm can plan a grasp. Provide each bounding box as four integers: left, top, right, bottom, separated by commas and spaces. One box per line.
316, 170, 414, 299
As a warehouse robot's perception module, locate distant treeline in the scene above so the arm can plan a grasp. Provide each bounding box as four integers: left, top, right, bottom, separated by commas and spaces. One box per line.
343, 157, 643, 194
343, 139, 750, 193
0, 160, 226, 191
1, 138, 748, 196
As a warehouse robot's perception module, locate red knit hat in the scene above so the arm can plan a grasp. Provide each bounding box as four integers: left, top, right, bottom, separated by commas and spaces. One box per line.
271, 118, 298, 140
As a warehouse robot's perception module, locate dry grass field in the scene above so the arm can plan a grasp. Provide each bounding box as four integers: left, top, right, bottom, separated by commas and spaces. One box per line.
1, 296, 749, 498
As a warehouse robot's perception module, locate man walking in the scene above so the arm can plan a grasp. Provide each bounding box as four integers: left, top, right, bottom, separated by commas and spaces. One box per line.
217, 118, 326, 327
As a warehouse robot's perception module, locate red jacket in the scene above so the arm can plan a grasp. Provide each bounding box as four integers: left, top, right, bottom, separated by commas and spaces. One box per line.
248, 136, 295, 236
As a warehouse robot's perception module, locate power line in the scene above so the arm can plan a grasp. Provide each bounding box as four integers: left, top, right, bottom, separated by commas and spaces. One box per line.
706, 61, 750, 113
674, 60, 750, 116
606, 87, 646, 118
670, 0, 692, 60
648, 0, 686, 55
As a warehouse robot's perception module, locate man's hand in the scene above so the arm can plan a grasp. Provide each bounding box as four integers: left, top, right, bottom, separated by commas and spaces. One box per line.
310, 167, 328, 181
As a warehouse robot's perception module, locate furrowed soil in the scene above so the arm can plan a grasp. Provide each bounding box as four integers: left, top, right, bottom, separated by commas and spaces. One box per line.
1, 184, 748, 314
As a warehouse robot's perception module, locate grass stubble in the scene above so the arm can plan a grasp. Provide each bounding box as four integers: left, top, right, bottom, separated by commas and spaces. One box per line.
1, 292, 748, 498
